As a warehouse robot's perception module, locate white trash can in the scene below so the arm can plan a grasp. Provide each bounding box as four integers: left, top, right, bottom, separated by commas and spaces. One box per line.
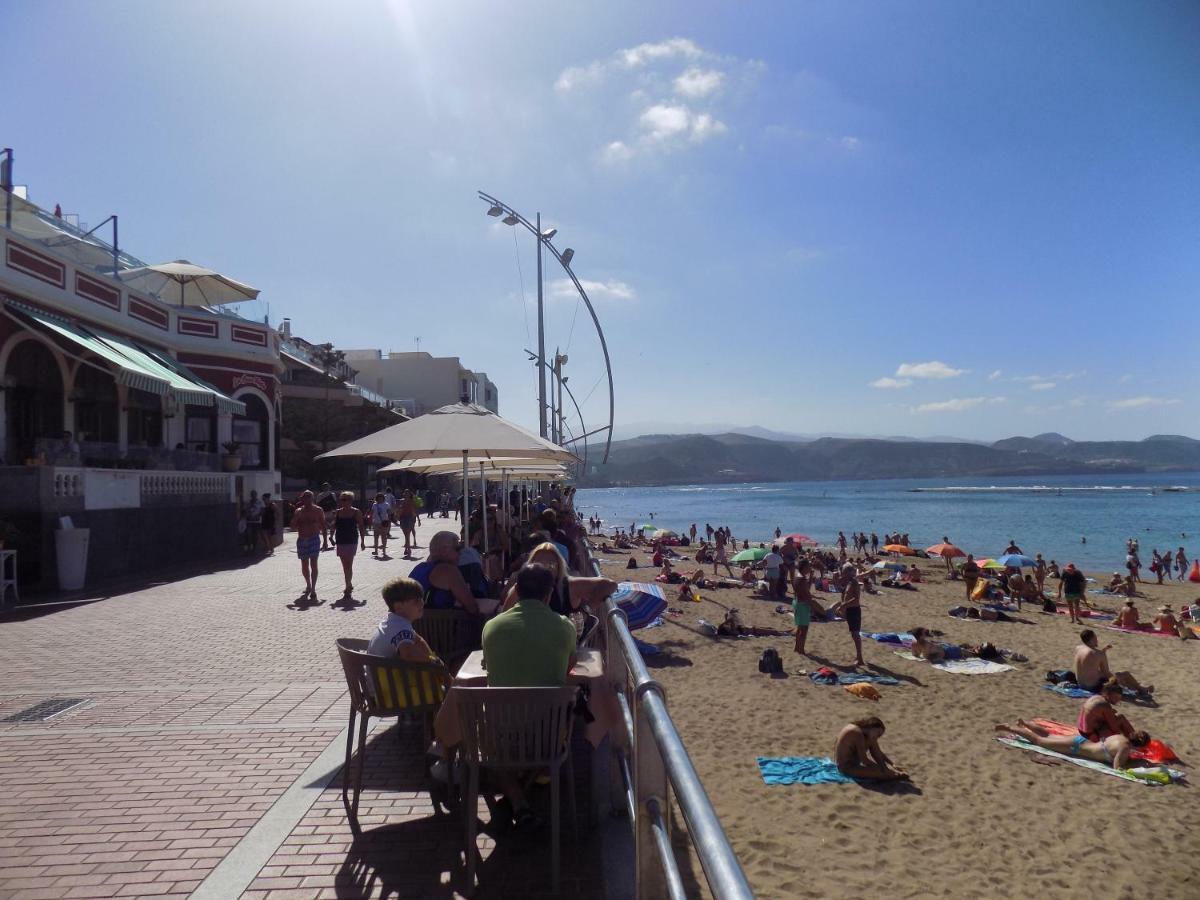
55, 528, 90, 591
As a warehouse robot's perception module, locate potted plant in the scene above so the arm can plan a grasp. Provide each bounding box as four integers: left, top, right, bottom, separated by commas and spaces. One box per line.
221, 441, 242, 473
0, 521, 19, 551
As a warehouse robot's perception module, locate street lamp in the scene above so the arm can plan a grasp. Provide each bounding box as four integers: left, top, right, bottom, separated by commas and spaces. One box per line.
478, 190, 615, 463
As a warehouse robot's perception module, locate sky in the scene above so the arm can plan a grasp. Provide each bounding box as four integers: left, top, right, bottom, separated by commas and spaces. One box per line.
3, 0, 1198, 444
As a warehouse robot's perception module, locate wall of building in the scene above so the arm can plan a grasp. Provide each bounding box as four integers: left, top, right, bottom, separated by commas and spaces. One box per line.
341, 350, 500, 414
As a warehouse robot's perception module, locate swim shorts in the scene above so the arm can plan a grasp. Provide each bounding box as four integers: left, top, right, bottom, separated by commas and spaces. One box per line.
844, 605, 862, 633
397, 516, 416, 530
297, 535, 321, 560
336, 542, 358, 559
793, 600, 812, 627
1065, 592, 1084, 602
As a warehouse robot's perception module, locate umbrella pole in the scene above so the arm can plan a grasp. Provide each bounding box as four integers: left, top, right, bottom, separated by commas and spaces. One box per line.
461, 451, 469, 550
501, 470, 509, 567
480, 463, 488, 556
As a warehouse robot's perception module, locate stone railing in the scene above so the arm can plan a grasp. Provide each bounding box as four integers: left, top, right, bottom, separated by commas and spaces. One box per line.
20, 465, 235, 511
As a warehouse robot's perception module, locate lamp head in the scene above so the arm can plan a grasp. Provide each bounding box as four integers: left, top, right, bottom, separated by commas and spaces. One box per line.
502, 213, 519, 226
560, 247, 574, 266
541, 227, 557, 240
487, 205, 503, 217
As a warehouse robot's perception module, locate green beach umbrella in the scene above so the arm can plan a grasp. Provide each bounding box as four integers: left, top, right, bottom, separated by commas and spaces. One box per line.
731, 547, 768, 563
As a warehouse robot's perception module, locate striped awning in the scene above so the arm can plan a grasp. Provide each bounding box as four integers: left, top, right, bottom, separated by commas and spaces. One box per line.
11, 303, 171, 396
93, 333, 246, 415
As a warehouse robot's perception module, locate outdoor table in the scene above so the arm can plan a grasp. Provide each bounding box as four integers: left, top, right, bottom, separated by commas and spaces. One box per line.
433, 648, 622, 750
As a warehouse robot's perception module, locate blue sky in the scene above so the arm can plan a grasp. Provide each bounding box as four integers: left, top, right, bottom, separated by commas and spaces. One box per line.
4, 1, 1198, 443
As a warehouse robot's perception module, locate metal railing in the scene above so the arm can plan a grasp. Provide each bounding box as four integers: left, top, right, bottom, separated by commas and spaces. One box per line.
583, 541, 754, 900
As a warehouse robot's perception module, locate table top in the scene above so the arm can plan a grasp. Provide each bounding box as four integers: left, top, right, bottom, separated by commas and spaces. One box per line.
454, 647, 604, 686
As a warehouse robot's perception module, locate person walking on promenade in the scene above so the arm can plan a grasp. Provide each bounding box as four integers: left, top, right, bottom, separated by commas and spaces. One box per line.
332, 491, 367, 596
315, 482, 337, 550
712, 527, 735, 577
260, 493, 276, 555
396, 489, 418, 558
370, 492, 392, 557
292, 491, 327, 599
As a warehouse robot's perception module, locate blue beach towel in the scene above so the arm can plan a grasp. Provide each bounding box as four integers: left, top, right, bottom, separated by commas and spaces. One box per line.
838, 673, 900, 686
633, 638, 662, 657
862, 631, 915, 645
1042, 682, 1140, 700
756, 756, 855, 785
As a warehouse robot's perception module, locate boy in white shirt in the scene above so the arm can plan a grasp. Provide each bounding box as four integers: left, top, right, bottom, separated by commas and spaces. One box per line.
370, 492, 393, 557
367, 577, 436, 662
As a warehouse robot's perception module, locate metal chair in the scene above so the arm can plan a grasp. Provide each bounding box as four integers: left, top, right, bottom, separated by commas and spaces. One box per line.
578, 612, 602, 649
455, 686, 579, 892
335, 637, 451, 834
413, 608, 480, 670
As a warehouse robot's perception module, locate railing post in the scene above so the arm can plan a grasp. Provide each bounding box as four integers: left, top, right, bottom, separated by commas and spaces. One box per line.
634, 680, 669, 899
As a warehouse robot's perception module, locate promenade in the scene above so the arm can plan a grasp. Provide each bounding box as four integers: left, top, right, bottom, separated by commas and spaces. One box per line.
0, 517, 612, 899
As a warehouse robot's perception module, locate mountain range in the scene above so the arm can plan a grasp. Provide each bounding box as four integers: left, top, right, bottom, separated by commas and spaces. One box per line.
581, 431, 1200, 486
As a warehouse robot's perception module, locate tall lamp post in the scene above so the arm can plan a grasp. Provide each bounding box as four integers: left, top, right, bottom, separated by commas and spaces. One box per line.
478, 191, 615, 463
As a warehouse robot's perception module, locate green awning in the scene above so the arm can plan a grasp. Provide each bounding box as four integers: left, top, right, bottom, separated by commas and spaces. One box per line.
93, 333, 247, 415
13, 304, 172, 396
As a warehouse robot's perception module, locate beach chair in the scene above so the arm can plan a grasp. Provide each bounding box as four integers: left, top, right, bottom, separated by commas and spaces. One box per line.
335, 638, 451, 835
455, 686, 579, 892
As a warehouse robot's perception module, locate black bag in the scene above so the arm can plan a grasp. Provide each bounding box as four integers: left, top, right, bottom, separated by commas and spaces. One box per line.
758, 648, 783, 674
1046, 669, 1077, 685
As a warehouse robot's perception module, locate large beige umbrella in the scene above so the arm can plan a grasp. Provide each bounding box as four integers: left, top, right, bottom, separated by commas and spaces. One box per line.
120, 259, 260, 307
319, 401, 577, 545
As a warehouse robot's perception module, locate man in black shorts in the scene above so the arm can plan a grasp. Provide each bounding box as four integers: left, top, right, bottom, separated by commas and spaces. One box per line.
831, 564, 865, 667
1057, 562, 1087, 625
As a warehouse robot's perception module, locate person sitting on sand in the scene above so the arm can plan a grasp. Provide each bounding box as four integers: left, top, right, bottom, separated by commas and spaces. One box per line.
717, 608, 746, 637
995, 719, 1150, 770
1104, 572, 1124, 593
1047, 560, 1061, 579
1115, 599, 1139, 629
1153, 605, 1192, 639
834, 717, 909, 782
1079, 679, 1137, 743
740, 564, 758, 585
905, 564, 922, 584
1073, 629, 1153, 697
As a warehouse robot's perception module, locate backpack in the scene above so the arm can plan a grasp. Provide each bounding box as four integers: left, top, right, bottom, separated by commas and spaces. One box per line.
1045, 669, 1077, 685
758, 648, 783, 674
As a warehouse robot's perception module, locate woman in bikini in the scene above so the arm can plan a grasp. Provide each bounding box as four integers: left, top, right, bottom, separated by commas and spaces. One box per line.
995, 719, 1149, 770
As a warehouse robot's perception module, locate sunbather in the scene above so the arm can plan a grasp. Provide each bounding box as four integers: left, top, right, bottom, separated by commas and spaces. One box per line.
1079, 679, 1137, 742
834, 717, 909, 781
1073, 630, 1153, 696
994, 719, 1149, 770
1153, 605, 1192, 639
1114, 599, 1139, 629
911, 627, 1005, 663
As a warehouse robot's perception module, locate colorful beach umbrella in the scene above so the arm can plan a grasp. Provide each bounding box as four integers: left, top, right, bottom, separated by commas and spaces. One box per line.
641, 524, 658, 532
731, 547, 768, 563
872, 561, 907, 572
995, 553, 1036, 568
883, 544, 916, 556
612, 582, 668, 631
926, 543, 966, 558
781, 534, 815, 544
978, 559, 1005, 570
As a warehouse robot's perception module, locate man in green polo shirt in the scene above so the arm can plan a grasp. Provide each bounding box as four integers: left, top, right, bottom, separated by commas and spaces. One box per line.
483, 563, 577, 687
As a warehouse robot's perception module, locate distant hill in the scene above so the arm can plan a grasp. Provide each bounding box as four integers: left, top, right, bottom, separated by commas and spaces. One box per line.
580, 432, 1200, 486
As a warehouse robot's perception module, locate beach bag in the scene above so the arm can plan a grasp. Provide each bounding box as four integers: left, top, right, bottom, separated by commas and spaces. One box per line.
1045, 669, 1077, 685
1042, 598, 1057, 613
1190, 561, 1200, 583
758, 649, 783, 674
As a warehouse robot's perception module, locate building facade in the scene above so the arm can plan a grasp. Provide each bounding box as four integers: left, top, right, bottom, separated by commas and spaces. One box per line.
0, 183, 282, 589
342, 349, 499, 416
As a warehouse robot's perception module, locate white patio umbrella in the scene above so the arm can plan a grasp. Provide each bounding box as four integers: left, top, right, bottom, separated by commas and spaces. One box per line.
318, 400, 577, 545
120, 259, 260, 307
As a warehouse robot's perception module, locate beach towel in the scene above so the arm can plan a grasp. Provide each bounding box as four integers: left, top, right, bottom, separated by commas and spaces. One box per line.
808, 669, 899, 686
1041, 683, 1142, 701
996, 737, 1182, 784
1105, 624, 1177, 639
1057, 607, 1115, 621
633, 638, 662, 657
862, 631, 915, 645
1029, 718, 1179, 765
756, 756, 855, 785
895, 650, 1013, 674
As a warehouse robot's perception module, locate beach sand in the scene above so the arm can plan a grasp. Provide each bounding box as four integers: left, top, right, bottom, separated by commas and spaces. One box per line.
595, 544, 1199, 899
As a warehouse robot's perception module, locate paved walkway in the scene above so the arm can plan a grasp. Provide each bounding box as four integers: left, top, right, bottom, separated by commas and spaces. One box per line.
0, 516, 612, 899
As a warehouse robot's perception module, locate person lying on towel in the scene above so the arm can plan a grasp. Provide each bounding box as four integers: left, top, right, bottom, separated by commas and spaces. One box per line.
995, 719, 1150, 770
834, 717, 909, 781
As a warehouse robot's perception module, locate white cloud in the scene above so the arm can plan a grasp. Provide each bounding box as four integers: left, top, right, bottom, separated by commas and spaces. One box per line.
1118, 373, 1134, 384
913, 396, 1005, 414
1030, 382, 1056, 391
870, 377, 912, 389
689, 112, 727, 142
1108, 396, 1180, 410
554, 61, 606, 93
620, 37, 704, 68
639, 104, 692, 141
988, 370, 1002, 381
549, 278, 637, 302
674, 68, 725, 98
839, 136, 861, 150
600, 140, 634, 164
896, 361, 965, 380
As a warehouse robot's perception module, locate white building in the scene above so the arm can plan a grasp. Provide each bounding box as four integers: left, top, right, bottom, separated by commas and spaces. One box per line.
341, 350, 498, 416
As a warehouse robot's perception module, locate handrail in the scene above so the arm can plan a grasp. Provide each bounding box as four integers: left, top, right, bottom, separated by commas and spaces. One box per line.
581, 536, 754, 900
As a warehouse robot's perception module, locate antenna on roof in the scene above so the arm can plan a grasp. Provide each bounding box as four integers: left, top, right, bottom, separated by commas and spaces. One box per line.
415, 336, 421, 352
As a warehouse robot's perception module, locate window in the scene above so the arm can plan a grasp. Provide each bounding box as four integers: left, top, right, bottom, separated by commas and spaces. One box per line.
232, 394, 270, 470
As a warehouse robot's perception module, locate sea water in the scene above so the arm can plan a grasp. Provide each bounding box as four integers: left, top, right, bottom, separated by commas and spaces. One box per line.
574, 472, 1200, 572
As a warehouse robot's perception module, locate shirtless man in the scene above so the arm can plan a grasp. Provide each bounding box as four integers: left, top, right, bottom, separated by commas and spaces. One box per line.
1034, 554, 1048, 593
779, 537, 799, 587
1153, 605, 1191, 639
791, 560, 822, 656
961, 554, 981, 603
1073, 629, 1153, 696
1057, 562, 1087, 625
830, 564, 865, 666
834, 717, 908, 781
995, 719, 1149, 770
1078, 680, 1137, 743
1115, 599, 1139, 629
292, 491, 327, 598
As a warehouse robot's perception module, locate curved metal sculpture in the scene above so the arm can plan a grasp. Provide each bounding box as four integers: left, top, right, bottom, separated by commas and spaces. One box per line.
479, 190, 615, 464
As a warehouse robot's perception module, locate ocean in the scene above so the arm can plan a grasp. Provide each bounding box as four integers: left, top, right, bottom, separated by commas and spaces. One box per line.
574, 472, 1200, 572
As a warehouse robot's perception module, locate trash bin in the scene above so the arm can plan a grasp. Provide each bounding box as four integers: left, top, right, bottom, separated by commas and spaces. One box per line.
55, 528, 90, 591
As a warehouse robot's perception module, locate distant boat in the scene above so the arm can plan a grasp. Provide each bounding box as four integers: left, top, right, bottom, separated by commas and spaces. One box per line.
1163, 486, 1188, 493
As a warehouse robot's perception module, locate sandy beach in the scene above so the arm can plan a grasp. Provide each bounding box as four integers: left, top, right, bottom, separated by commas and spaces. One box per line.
595, 540, 1200, 899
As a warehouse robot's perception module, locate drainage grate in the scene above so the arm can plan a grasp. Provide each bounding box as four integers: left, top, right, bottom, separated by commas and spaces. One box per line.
2, 698, 89, 723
